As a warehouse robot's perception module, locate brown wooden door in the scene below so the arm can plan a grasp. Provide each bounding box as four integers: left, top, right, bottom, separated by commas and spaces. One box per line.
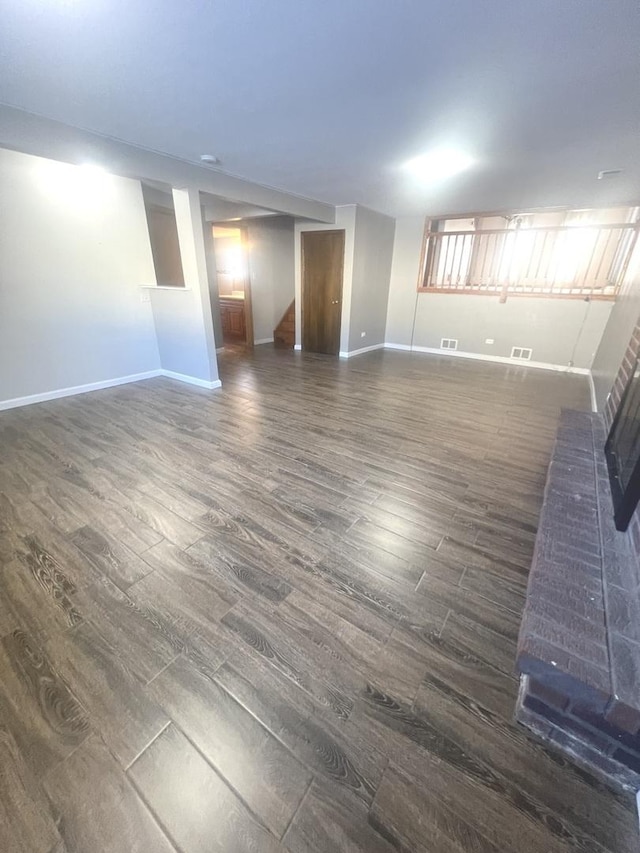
302, 230, 344, 355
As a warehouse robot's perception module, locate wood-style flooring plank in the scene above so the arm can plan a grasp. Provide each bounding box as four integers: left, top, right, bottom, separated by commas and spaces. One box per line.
0, 558, 83, 641
42, 736, 176, 853
69, 525, 154, 591
284, 780, 395, 853
0, 630, 90, 777
146, 653, 312, 838
187, 535, 294, 603
129, 723, 287, 853
43, 623, 169, 768
370, 763, 503, 853
215, 649, 387, 804
73, 575, 183, 683
128, 542, 238, 629
0, 725, 61, 853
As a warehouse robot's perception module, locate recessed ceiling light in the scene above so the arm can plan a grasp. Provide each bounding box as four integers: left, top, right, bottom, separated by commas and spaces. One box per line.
405, 148, 474, 182
200, 154, 220, 165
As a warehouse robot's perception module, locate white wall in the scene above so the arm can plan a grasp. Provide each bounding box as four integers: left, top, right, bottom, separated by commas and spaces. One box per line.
148, 188, 220, 385
246, 216, 295, 343
348, 206, 395, 352
0, 148, 160, 405
385, 216, 613, 370
148, 289, 214, 378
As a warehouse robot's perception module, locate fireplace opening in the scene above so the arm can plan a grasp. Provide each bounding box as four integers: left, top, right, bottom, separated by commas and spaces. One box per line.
605, 354, 640, 530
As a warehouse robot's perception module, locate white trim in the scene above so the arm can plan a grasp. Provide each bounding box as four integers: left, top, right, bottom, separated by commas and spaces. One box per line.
383, 343, 591, 375
0, 368, 225, 411
0, 370, 163, 411
141, 285, 193, 291
384, 342, 412, 351
339, 343, 385, 359
254, 337, 274, 345
588, 371, 598, 413
294, 344, 302, 351
216, 347, 225, 354
159, 370, 222, 390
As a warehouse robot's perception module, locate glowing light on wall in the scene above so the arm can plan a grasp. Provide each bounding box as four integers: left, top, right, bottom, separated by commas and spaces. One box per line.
35, 160, 114, 211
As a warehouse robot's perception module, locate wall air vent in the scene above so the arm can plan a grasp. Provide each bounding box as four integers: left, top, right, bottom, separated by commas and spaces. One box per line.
511, 346, 533, 361
440, 338, 458, 351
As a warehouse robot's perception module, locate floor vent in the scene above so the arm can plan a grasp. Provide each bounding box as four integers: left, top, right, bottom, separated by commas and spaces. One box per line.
511, 346, 533, 361
440, 338, 458, 351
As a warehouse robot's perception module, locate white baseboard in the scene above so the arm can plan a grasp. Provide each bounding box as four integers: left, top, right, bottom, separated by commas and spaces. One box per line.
384, 343, 412, 351
254, 337, 274, 346
294, 344, 302, 351
0, 367, 224, 411
339, 343, 385, 359
383, 343, 591, 375
159, 370, 222, 390
0, 369, 163, 412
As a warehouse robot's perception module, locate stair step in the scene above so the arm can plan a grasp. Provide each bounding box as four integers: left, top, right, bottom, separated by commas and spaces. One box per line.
274, 299, 296, 345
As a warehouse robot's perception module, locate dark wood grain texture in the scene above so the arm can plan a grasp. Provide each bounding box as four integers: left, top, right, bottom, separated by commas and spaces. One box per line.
146, 652, 312, 838
0, 725, 60, 853
0, 630, 90, 777
43, 736, 175, 853
301, 229, 344, 355
129, 723, 287, 853
0, 346, 637, 852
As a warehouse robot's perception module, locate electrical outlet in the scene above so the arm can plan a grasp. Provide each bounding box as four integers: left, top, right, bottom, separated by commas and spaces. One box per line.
485, 338, 494, 345
361, 331, 366, 338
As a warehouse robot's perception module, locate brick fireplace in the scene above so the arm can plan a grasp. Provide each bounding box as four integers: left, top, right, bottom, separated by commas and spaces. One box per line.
516, 321, 640, 791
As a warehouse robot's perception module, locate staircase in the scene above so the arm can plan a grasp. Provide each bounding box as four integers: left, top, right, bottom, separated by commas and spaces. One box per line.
273, 300, 295, 348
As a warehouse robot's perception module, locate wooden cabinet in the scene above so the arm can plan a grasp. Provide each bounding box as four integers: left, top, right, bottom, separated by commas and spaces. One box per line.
219, 297, 246, 342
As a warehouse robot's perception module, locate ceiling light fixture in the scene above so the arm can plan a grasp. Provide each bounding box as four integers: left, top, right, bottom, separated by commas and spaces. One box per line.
404, 148, 474, 182
200, 154, 221, 165
597, 169, 622, 180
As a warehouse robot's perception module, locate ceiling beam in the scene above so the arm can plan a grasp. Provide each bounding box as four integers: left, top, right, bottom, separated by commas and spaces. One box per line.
0, 104, 336, 223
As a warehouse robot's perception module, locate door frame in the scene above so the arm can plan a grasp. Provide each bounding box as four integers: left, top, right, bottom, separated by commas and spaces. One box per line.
301, 228, 345, 356
212, 222, 254, 349
239, 225, 254, 348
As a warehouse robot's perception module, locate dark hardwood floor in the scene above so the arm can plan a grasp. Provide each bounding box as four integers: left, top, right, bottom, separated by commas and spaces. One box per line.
0, 346, 637, 853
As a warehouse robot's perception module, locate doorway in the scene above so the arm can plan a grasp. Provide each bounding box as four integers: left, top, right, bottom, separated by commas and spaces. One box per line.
212, 225, 254, 348
301, 229, 345, 355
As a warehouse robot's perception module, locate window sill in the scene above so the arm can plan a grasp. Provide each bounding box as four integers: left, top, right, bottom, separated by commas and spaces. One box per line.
416, 287, 616, 301
140, 285, 192, 292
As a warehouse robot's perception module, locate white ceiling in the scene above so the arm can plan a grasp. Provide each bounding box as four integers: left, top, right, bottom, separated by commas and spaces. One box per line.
1, 0, 639, 217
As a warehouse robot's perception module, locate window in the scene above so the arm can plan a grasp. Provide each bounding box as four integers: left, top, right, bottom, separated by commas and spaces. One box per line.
606, 356, 640, 530
142, 184, 186, 288
419, 207, 639, 299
